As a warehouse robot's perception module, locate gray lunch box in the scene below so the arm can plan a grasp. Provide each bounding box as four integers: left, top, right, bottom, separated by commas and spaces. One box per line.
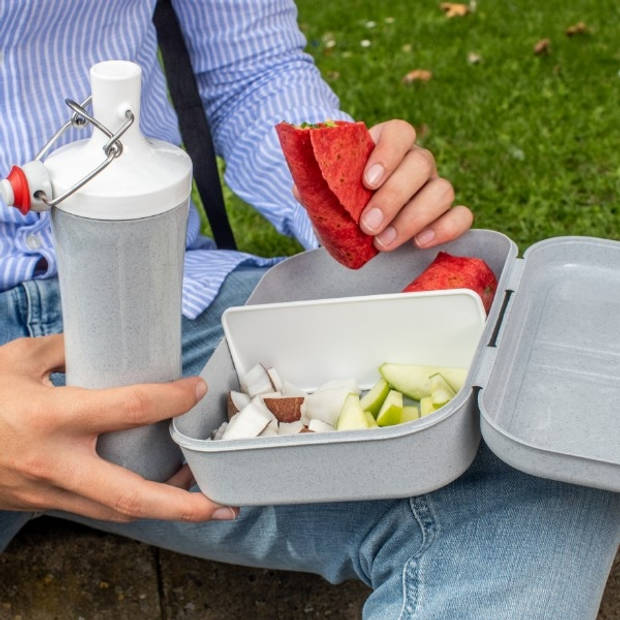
170, 229, 620, 505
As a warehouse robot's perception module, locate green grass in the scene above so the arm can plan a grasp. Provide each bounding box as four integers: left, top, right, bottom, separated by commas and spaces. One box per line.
210, 0, 619, 256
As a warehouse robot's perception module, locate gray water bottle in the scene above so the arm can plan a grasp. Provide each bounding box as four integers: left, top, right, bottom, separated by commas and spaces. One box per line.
1, 60, 193, 481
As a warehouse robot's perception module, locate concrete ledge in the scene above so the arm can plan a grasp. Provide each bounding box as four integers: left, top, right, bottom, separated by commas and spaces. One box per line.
0, 517, 617, 618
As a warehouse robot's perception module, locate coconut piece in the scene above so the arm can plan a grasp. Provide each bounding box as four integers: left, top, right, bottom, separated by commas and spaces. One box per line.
266, 367, 283, 392
307, 419, 335, 433
301, 387, 350, 426
278, 420, 305, 435
221, 401, 273, 440
263, 396, 304, 422
259, 418, 279, 437
211, 421, 228, 440
239, 363, 273, 397
227, 390, 251, 420
250, 395, 278, 419
260, 391, 282, 399
281, 380, 308, 397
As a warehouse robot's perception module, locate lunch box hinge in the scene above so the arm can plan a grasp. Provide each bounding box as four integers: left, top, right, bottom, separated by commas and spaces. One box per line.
506, 257, 525, 292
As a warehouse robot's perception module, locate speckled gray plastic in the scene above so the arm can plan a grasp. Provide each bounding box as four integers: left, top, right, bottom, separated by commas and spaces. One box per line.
477, 236, 620, 492
52, 202, 188, 481
171, 229, 519, 505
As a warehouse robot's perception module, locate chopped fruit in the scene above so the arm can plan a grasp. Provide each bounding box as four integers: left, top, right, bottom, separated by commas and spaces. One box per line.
376, 390, 404, 426
360, 378, 390, 416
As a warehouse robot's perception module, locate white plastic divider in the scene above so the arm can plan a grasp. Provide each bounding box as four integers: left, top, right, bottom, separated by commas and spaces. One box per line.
222, 289, 486, 392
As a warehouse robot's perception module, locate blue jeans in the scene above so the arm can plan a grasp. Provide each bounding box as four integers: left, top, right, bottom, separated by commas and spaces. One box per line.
1, 272, 618, 619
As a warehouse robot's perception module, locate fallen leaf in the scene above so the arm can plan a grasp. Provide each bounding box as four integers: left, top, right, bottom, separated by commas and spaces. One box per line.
565, 21, 588, 36
534, 38, 551, 55
415, 124, 430, 140
440, 3, 469, 18
402, 69, 433, 84
467, 51, 482, 64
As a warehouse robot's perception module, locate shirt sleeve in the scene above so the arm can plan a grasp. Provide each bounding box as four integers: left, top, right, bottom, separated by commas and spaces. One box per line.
171, 0, 352, 249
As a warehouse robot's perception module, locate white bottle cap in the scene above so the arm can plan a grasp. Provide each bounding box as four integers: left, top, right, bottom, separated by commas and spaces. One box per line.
44, 61, 192, 220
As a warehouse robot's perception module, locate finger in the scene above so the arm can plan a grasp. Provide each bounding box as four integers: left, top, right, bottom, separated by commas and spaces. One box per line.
360, 147, 437, 235
9, 484, 133, 523
413, 205, 474, 249
165, 464, 195, 490
3, 334, 65, 378
374, 178, 455, 251
62, 455, 237, 522
292, 184, 301, 202
56, 376, 208, 433
364, 120, 416, 189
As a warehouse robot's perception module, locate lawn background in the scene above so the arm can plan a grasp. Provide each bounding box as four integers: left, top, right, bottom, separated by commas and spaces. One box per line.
205, 0, 619, 257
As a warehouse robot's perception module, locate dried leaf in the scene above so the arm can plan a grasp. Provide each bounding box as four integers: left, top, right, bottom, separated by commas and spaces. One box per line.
415, 124, 430, 140
402, 69, 433, 84
565, 22, 588, 36
440, 3, 469, 18
534, 38, 551, 55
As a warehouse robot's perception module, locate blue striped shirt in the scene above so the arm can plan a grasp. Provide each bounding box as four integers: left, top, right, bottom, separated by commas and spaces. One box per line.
0, 0, 351, 318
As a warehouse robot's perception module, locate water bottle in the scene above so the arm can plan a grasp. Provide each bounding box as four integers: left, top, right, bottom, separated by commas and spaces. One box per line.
0, 60, 193, 481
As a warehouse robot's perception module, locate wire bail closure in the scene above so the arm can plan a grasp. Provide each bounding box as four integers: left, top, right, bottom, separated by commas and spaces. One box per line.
34, 96, 135, 207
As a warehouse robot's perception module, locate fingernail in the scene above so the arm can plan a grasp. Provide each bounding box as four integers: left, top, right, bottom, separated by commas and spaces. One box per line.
376, 225, 397, 247
195, 379, 207, 400
415, 229, 436, 247
365, 163, 384, 187
212, 506, 238, 521
361, 207, 383, 231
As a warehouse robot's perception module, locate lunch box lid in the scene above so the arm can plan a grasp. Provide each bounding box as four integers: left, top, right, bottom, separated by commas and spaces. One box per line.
474, 236, 620, 491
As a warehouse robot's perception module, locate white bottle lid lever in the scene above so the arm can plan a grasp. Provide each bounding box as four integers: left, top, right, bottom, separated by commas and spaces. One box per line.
42, 60, 192, 220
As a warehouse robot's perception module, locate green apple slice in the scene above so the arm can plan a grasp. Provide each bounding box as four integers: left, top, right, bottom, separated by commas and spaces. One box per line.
364, 410, 379, 428
430, 372, 456, 408
336, 393, 375, 431
360, 378, 390, 416
441, 368, 467, 393
419, 396, 435, 417
379, 363, 467, 399
401, 405, 420, 422
376, 390, 404, 426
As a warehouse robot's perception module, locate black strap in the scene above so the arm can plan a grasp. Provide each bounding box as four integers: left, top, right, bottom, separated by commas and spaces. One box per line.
153, 0, 237, 250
